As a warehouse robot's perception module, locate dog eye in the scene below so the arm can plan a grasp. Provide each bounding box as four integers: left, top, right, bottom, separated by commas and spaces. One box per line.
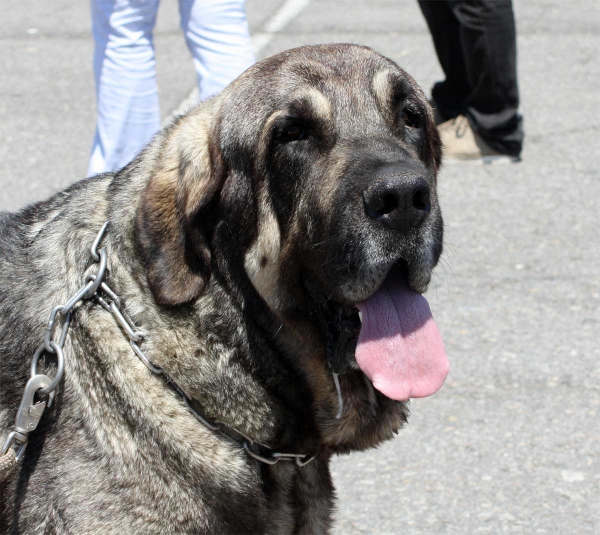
401, 109, 420, 129
280, 124, 306, 143
275, 119, 310, 144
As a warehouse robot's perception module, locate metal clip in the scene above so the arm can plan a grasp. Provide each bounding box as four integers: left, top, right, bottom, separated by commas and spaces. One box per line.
14, 375, 52, 435
1, 374, 53, 461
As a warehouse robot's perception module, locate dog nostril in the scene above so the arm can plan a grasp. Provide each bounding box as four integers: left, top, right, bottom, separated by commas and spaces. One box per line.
381, 193, 398, 215
363, 191, 400, 218
412, 187, 431, 213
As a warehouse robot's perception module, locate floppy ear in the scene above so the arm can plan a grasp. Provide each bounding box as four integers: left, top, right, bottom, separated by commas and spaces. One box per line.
423, 104, 443, 171
429, 122, 443, 171
135, 110, 225, 306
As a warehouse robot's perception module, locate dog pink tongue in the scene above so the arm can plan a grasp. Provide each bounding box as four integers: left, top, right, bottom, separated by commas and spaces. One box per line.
355, 275, 449, 401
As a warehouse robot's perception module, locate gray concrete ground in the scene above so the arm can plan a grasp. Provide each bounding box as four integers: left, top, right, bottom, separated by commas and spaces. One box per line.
1, 0, 599, 533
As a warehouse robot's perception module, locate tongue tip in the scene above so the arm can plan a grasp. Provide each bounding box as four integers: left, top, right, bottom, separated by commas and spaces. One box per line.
408, 358, 450, 399
371, 359, 449, 401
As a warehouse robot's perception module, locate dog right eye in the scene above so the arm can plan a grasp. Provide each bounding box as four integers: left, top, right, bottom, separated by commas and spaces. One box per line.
277, 124, 307, 143
284, 125, 305, 141
401, 109, 421, 129
274, 116, 310, 144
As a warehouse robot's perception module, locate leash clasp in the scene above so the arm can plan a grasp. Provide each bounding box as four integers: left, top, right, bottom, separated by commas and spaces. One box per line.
2, 374, 53, 461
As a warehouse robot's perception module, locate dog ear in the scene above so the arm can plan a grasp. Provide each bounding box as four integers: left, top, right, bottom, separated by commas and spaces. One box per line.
424, 106, 443, 171
430, 124, 443, 171
135, 110, 225, 305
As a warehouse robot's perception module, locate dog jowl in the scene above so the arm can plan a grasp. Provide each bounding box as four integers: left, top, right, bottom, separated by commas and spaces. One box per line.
1, 44, 448, 534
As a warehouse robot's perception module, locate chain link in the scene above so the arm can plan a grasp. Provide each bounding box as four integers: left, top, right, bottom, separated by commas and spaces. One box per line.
1, 221, 315, 471
2, 223, 110, 462
1, 221, 170, 465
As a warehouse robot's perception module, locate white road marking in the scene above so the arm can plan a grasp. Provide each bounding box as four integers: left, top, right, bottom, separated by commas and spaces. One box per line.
251, 0, 311, 52
169, 0, 311, 118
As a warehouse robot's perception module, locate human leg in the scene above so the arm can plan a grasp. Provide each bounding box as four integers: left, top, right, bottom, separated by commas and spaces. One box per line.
89, 0, 161, 175
179, 0, 255, 101
447, 0, 523, 156
418, 0, 470, 121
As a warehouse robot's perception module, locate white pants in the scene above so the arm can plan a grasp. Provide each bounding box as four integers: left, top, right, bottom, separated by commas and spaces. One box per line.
88, 0, 255, 175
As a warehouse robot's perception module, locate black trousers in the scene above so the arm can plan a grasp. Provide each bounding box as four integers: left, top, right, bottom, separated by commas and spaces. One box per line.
418, 0, 524, 156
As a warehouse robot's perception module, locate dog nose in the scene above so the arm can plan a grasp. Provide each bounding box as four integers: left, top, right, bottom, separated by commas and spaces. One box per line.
363, 176, 431, 233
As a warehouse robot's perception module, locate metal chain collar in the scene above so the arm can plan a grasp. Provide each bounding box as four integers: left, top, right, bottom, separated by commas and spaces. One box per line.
1, 222, 314, 473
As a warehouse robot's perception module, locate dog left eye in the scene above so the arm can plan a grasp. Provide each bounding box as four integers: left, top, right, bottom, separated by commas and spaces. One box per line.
276, 122, 308, 144
401, 109, 420, 129
281, 125, 306, 142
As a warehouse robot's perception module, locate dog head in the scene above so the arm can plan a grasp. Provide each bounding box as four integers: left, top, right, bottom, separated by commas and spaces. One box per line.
135, 45, 446, 434
223, 45, 442, 307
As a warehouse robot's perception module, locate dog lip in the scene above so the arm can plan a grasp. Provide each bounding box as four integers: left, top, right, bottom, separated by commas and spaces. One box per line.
306, 254, 430, 309
390, 258, 431, 295
355, 260, 411, 303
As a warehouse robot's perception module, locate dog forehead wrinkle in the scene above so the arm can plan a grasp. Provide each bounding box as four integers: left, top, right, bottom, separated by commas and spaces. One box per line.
257, 109, 286, 163
290, 87, 333, 121
325, 82, 388, 138
282, 46, 388, 85
285, 59, 335, 87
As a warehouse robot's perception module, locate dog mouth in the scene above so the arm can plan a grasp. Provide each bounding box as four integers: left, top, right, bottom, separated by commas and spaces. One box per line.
306, 261, 449, 401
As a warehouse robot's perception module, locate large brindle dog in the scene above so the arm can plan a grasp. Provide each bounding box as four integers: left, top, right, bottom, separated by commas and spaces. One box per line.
0, 44, 448, 533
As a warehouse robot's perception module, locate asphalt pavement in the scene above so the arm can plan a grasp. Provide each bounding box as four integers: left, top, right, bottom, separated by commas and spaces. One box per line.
1, 0, 599, 533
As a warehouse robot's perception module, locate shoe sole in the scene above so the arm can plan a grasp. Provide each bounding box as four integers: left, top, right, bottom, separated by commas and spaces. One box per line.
443, 154, 522, 165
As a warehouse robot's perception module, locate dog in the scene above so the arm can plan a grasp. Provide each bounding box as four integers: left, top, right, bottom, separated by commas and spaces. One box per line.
0, 44, 448, 534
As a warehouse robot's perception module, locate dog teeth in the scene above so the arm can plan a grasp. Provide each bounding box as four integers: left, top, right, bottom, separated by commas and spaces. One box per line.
358, 311, 362, 323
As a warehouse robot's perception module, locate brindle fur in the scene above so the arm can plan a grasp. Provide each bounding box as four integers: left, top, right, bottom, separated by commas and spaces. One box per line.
0, 44, 442, 534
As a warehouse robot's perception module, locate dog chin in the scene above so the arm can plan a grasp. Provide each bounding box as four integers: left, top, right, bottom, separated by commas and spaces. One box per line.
338, 259, 431, 305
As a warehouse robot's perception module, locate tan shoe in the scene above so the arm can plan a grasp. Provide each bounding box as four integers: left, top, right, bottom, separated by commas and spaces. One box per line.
438, 115, 521, 164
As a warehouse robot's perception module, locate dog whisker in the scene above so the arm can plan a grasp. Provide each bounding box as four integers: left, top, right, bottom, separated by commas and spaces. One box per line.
307, 238, 333, 249
438, 255, 460, 291
272, 324, 283, 339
